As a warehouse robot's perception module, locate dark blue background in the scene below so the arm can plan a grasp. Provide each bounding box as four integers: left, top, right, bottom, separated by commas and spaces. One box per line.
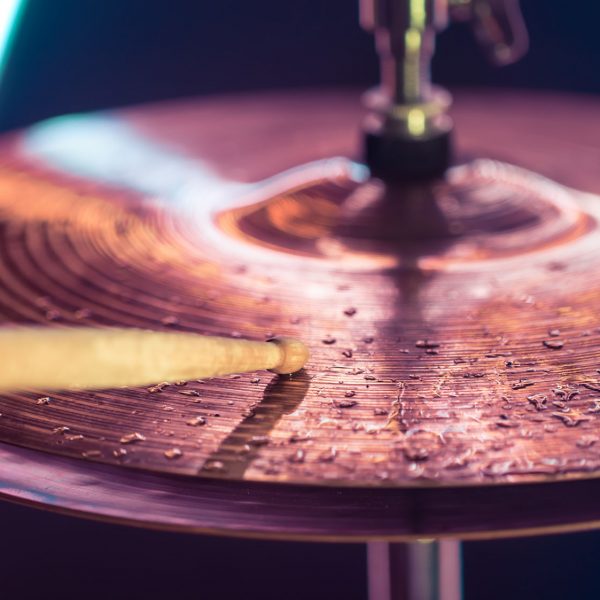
1, 0, 600, 130
1, 2, 600, 599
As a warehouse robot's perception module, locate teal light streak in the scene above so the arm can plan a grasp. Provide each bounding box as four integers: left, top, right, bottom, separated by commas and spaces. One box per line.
0, 0, 27, 85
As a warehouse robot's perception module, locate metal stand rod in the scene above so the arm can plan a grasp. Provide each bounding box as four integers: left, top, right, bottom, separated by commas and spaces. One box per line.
367, 540, 462, 600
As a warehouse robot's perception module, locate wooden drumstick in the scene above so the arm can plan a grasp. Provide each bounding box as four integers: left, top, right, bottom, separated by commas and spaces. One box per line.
0, 327, 309, 391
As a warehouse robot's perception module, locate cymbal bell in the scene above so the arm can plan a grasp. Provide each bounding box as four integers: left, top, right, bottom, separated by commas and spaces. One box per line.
1, 88, 600, 491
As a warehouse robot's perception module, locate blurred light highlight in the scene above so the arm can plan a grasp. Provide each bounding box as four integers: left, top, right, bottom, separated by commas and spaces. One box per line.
0, 0, 26, 84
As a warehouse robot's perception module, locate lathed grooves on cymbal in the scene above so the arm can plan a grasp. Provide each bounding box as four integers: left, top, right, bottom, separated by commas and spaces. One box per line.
1, 90, 600, 494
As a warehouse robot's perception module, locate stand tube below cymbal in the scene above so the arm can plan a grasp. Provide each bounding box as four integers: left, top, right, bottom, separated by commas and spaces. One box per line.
367, 540, 463, 600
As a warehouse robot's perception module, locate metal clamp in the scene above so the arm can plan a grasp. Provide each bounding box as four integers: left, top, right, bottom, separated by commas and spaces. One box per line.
360, 0, 528, 181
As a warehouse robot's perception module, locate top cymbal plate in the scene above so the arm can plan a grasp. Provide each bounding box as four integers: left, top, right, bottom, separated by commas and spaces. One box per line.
1, 89, 600, 490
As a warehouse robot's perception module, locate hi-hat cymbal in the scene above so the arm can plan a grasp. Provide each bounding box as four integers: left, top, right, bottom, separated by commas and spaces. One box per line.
1, 88, 600, 491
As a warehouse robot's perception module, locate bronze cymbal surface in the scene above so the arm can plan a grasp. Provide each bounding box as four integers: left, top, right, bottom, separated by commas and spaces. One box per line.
1, 89, 600, 500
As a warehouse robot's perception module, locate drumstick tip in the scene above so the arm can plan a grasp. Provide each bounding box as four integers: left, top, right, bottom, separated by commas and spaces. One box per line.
267, 337, 310, 374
